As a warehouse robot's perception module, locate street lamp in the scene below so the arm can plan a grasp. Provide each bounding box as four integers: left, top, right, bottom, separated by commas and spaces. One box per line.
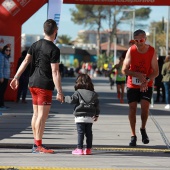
120, 19, 133, 41
148, 27, 156, 108
121, 9, 135, 39
113, 35, 117, 65
150, 27, 156, 48
166, 6, 170, 55
114, 9, 135, 65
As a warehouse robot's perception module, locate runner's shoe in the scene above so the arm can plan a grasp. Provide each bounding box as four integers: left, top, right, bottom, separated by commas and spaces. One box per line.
140, 128, 149, 144
129, 135, 137, 146
32, 144, 49, 153
32, 145, 54, 154
120, 99, 124, 103
117, 93, 120, 99
32, 144, 37, 153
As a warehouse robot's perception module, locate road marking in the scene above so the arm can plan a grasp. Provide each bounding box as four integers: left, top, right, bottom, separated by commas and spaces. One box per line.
94, 147, 170, 153
0, 167, 147, 170
149, 111, 170, 149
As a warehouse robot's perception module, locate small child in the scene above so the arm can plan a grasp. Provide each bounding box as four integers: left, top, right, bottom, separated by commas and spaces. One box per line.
64, 74, 100, 155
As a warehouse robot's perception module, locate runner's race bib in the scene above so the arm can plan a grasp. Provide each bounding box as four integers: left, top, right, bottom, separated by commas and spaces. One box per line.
132, 77, 141, 85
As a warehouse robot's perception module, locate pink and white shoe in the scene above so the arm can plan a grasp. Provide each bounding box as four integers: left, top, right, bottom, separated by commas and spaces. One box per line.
84, 148, 92, 155
72, 148, 83, 155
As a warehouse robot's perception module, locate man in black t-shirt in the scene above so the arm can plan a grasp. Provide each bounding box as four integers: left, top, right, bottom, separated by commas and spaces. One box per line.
10, 19, 64, 154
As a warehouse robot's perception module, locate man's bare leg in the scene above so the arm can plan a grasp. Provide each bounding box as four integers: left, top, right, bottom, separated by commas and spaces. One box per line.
128, 102, 137, 146
35, 105, 51, 140
140, 100, 150, 144
140, 99, 150, 129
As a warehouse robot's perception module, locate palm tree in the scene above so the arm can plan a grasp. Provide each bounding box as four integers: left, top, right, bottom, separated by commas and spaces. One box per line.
56, 34, 72, 45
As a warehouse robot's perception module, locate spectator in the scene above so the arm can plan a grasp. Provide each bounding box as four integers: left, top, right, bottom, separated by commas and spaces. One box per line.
64, 74, 100, 155
0, 44, 11, 110
154, 57, 165, 103
161, 55, 170, 109
59, 62, 64, 78
10, 19, 64, 154
16, 50, 30, 103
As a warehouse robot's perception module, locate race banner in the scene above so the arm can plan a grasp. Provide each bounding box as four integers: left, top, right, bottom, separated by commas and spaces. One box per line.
47, 0, 63, 28
63, 0, 170, 6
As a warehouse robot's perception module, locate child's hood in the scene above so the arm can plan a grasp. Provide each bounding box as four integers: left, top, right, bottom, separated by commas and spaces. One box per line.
77, 89, 98, 103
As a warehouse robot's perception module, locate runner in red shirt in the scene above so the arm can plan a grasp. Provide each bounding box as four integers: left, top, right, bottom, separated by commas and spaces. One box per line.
122, 29, 159, 146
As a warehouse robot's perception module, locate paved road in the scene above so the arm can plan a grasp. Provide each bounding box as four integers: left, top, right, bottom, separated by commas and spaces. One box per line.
0, 77, 169, 170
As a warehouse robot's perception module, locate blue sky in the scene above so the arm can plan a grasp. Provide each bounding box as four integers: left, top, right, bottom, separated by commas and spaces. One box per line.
22, 4, 169, 40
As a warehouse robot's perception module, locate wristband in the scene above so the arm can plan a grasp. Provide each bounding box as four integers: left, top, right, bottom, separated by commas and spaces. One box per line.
57, 92, 63, 95
14, 76, 19, 80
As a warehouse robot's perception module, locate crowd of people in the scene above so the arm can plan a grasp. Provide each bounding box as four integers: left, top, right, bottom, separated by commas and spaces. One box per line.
0, 19, 169, 155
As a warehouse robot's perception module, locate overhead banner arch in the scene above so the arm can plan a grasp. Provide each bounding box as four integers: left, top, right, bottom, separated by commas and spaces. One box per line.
63, 0, 170, 6
0, 0, 47, 101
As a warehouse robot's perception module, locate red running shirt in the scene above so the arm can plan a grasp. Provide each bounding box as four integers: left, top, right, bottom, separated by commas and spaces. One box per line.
127, 45, 154, 88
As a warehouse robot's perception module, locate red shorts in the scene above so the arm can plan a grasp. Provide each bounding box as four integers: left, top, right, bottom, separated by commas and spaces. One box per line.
29, 87, 52, 105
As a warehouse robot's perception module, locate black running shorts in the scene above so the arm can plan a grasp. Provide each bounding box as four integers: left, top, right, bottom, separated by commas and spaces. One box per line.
127, 87, 153, 103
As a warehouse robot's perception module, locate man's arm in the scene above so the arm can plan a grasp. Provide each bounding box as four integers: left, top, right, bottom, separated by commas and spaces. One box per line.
10, 54, 31, 90
51, 63, 64, 102
14, 54, 31, 78
140, 50, 159, 92
121, 49, 131, 75
147, 50, 159, 81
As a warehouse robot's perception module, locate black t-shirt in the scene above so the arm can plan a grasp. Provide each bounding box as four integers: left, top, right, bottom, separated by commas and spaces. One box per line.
28, 39, 60, 90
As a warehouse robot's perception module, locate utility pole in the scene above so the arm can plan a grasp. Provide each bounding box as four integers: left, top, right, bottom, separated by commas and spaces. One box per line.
121, 9, 135, 39
113, 35, 117, 65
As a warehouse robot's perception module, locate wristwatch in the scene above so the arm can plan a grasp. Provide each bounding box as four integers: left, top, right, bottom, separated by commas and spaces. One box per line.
146, 77, 150, 82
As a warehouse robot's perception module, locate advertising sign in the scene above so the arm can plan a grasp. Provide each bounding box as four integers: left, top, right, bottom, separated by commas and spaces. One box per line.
0, 0, 32, 17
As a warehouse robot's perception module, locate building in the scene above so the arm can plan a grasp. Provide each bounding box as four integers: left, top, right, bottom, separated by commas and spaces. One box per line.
21, 33, 44, 51
57, 44, 97, 67
75, 29, 130, 47
21, 30, 128, 67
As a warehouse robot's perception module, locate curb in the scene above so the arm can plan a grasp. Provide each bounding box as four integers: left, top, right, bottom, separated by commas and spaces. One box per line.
0, 167, 147, 170
0, 144, 169, 153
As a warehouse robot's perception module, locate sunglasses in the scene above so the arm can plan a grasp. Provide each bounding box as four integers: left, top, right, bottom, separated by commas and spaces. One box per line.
5, 49, 11, 52
134, 38, 145, 43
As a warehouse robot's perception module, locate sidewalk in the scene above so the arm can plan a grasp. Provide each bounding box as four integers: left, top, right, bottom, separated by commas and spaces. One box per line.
0, 77, 169, 170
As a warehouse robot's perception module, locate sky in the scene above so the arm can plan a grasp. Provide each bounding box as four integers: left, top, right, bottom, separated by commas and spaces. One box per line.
22, 4, 169, 40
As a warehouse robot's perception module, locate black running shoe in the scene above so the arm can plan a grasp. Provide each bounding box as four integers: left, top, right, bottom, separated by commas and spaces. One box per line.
32, 144, 49, 153
32, 144, 38, 153
129, 135, 137, 146
140, 128, 149, 144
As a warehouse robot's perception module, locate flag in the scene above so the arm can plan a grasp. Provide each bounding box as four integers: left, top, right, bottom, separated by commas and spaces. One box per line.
47, 0, 63, 28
